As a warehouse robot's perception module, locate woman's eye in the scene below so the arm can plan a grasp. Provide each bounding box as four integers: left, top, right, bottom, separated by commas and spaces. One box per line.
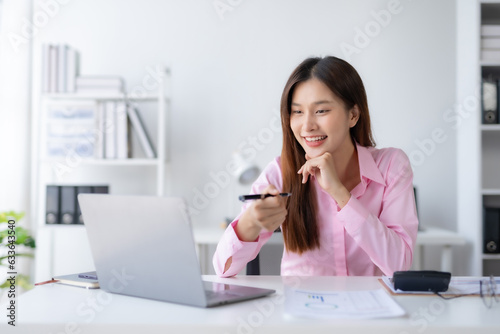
292, 110, 302, 114
316, 109, 328, 114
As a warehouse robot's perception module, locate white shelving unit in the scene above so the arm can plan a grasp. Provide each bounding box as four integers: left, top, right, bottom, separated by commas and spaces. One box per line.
457, 0, 500, 276
30, 68, 170, 282
480, 1, 500, 276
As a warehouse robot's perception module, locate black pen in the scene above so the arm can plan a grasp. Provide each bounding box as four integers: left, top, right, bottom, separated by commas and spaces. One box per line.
238, 193, 292, 202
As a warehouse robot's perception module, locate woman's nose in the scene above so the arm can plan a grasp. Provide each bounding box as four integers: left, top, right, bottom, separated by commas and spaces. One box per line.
302, 112, 317, 132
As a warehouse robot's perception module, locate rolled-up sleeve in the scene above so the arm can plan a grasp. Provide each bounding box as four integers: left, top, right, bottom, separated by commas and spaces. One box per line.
213, 220, 273, 277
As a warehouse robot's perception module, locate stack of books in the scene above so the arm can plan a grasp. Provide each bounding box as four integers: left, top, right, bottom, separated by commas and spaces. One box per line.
42, 44, 80, 93
481, 25, 500, 62
76, 76, 124, 95
45, 101, 156, 160
45, 103, 97, 158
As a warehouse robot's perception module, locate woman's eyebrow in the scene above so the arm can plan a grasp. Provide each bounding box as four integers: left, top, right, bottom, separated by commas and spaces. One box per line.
291, 100, 333, 106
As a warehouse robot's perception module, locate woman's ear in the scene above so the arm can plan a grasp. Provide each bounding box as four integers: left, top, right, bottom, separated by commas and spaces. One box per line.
349, 105, 360, 128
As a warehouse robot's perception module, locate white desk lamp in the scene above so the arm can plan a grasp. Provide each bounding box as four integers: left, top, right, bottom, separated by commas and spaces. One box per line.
232, 151, 260, 185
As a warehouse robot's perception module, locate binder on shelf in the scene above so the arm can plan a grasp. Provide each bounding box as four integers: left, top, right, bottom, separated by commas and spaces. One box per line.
75, 186, 92, 224
60, 186, 76, 224
45, 185, 109, 225
481, 79, 499, 124
45, 185, 60, 224
484, 207, 500, 254
127, 105, 156, 158
91, 185, 109, 194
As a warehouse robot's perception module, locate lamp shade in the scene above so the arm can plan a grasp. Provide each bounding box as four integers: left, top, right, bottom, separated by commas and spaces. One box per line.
232, 152, 260, 185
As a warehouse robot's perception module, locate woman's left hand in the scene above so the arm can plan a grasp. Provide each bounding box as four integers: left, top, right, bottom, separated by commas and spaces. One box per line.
297, 152, 351, 208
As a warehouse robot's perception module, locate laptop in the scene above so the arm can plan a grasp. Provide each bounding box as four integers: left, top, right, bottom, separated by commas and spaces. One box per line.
78, 194, 275, 308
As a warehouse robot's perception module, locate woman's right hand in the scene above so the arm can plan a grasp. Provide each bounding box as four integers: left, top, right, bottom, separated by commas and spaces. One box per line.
235, 184, 288, 242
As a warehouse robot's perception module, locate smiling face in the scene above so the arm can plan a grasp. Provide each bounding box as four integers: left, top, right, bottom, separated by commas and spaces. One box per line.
290, 77, 359, 159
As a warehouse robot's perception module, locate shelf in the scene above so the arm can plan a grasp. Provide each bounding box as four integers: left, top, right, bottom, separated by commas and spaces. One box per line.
480, 61, 500, 67
42, 224, 86, 229
40, 157, 163, 166
481, 124, 500, 131
482, 189, 500, 195
482, 253, 500, 260
42, 92, 165, 101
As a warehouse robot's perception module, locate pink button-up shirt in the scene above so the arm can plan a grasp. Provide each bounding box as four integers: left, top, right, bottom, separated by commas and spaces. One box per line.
213, 144, 418, 277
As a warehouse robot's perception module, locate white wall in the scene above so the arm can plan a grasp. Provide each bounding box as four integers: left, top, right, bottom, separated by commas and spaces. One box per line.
10, 0, 459, 272
0, 0, 32, 213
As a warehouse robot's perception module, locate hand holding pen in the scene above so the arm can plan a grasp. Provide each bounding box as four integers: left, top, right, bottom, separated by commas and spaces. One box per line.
234, 185, 288, 242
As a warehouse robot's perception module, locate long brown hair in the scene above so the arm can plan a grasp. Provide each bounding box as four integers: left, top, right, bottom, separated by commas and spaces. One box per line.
280, 56, 375, 254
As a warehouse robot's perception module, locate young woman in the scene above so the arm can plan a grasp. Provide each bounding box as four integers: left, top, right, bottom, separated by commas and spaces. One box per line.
213, 56, 418, 276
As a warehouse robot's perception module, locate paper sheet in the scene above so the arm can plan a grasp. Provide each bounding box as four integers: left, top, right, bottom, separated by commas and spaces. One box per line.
284, 287, 405, 319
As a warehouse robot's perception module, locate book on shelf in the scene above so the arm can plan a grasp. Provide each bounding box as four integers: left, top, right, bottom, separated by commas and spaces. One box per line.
481, 50, 500, 62
127, 104, 156, 159
45, 98, 155, 160
481, 24, 500, 37
48, 45, 58, 93
96, 100, 131, 159
115, 101, 131, 159
57, 44, 67, 93
480, 25, 500, 62
95, 103, 105, 159
481, 37, 500, 49
75, 76, 125, 95
42, 43, 80, 94
104, 101, 116, 159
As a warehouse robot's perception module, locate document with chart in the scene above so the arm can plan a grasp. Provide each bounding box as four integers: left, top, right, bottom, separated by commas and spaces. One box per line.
284, 287, 405, 319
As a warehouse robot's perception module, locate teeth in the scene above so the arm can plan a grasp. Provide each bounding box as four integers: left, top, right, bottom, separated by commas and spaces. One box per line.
305, 136, 327, 142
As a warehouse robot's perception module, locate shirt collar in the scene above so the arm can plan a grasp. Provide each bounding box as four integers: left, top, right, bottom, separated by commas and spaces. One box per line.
356, 142, 386, 187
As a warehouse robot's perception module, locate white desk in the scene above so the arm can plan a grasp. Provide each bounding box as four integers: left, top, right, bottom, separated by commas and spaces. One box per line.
194, 226, 467, 274
1, 275, 497, 334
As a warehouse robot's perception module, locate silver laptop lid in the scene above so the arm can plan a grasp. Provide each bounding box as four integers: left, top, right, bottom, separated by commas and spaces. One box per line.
78, 194, 208, 307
